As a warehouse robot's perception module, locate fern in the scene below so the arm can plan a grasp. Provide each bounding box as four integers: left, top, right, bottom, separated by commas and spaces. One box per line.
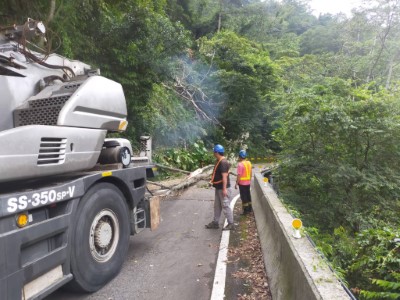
360, 272, 400, 300
372, 278, 400, 291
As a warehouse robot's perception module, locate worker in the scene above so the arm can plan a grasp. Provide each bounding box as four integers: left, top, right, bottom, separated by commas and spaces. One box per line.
205, 144, 234, 230
235, 150, 252, 215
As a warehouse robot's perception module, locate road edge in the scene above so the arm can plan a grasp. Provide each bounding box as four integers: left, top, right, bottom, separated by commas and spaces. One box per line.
210, 194, 240, 300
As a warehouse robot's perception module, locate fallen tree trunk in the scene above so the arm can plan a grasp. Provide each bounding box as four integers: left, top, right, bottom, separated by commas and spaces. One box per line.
155, 163, 191, 174
147, 181, 171, 190
171, 164, 214, 191
149, 165, 214, 195
148, 164, 243, 196
171, 173, 210, 191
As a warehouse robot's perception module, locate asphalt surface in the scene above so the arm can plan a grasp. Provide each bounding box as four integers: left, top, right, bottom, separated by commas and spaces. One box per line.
47, 182, 238, 300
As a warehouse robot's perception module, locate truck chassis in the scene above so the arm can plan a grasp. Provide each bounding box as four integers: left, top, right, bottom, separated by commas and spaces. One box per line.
0, 166, 155, 299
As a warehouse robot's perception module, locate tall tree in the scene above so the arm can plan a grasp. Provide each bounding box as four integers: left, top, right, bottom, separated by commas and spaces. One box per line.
197, 30, 279, 151
340, 0, 400, 87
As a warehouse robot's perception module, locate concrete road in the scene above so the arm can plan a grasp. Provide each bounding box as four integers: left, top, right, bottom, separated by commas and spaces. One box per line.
47, 183, 235, 300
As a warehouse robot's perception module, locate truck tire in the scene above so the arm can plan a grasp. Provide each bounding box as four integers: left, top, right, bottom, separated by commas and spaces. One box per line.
68, 182, 130, 292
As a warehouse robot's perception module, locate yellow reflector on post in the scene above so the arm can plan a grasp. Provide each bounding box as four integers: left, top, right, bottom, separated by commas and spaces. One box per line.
16, 213, 29, 228
292, 218, 302, 229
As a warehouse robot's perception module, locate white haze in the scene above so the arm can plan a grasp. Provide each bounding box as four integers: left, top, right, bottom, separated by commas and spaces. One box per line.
309, 0, 363, 16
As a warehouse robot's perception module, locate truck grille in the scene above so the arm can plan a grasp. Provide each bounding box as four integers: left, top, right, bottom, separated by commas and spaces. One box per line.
37, 137, 67, 165
63, 83, 81, 90
14, 95, 70, 127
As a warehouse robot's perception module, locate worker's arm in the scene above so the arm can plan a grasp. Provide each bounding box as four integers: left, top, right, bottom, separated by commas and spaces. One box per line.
235, 163, 242, 189
222, 172, 228, 197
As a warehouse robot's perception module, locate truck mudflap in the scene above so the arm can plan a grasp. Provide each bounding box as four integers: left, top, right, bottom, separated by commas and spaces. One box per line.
0, 166, 148, 299
148, 196, 161, 230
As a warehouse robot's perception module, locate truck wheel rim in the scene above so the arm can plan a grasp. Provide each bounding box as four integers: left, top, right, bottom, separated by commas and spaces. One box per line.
89, 209, 120, 262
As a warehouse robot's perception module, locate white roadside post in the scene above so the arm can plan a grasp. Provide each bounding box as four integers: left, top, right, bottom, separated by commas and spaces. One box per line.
292, 218, 302, 239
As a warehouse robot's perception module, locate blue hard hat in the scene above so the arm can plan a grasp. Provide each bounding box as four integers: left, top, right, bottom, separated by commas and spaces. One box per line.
239, 150, 247, 158
213, 144, 224, 154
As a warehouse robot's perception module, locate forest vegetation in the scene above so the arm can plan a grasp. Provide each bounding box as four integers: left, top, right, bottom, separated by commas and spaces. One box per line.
1, 0, 399, 298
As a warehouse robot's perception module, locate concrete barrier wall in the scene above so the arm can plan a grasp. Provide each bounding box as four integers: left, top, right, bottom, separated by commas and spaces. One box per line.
252, 173, 350, 300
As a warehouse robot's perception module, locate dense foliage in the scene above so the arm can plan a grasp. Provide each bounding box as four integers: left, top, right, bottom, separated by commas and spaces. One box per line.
154, 140, 214, 171
2, 0, 400, 297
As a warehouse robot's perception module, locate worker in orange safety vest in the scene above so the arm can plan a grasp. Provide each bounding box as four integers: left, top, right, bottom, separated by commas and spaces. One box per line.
235, 150, 252, 215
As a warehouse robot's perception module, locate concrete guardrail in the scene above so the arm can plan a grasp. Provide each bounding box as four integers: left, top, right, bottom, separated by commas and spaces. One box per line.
252, 172, 351, 300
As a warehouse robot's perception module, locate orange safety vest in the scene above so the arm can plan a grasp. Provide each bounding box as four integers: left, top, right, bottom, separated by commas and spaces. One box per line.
210, 157, 225, 184
239, 160, 252, 181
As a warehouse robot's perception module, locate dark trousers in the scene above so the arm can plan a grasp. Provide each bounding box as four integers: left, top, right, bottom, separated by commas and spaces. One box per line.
239, 184, 252, 212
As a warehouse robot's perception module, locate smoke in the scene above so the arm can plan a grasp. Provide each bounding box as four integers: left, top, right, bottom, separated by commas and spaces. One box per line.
150, 53, 227, 148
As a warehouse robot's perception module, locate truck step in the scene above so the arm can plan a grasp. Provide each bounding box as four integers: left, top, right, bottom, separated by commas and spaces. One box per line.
132, 207, 146, 234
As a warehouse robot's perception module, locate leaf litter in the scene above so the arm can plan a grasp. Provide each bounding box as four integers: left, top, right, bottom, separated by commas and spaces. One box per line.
227, 205, 272, 300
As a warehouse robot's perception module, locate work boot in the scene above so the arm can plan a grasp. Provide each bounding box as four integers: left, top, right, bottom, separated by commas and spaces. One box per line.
240, 209, 249, 216
222, 223, 235, 231
205, 221, 219, 229
241, 204, 250, 215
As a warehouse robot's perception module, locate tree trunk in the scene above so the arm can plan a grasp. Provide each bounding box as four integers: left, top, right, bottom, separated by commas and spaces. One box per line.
385, 49, 400, 89
218, 0, 222, 32
47, 0, 56, 23
385, 56, 394, 89
155, 163, 191, 174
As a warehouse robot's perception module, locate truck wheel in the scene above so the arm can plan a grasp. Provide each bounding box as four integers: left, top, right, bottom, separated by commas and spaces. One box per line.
68, 183, 130, 292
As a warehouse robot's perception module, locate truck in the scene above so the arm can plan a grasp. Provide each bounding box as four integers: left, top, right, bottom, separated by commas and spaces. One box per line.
0, 19, 159, 299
